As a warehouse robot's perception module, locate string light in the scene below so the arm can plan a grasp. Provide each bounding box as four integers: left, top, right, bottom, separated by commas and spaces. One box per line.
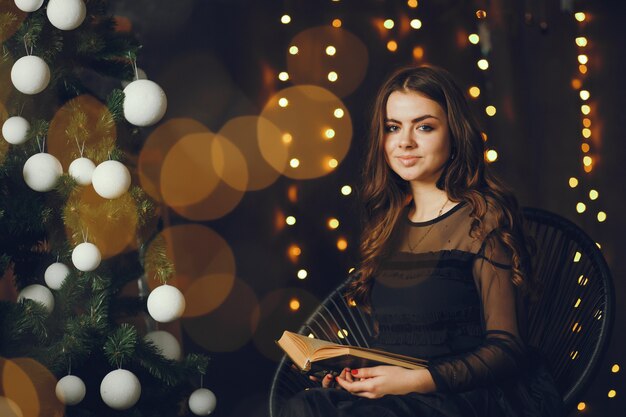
468, 34, 480, 44
469, 86, 480, 98
286, 216, 296, 225
581, 104, 590, 115
574, 12, 586, 22
612, 364, 620, 373
608, 390, 616, 398
577, 402, 586, 411
476, 10, 487, 19
407, 0, 418, 7
328, 218, 339, 229
577, 54, 588, 65
576, 202, 586, 213
575, 37, 588, 47
581, 143, 590, 153
597, 211, 607, 222
579, 90, 590, 100
334, 108, 344, 118
589, 189, 599, 200
410, 19, 422, 29
383, 19, 395, 29
328, 158, 338, 168
278, 97, 289, 107
289, 158, 300, 168
341, 185, 352, 195
289, 298, 300, 311
332, 19, 342, 28
573, 251, 582, 262
387, 40, 398, 52
289, 46, 299, 55
485, 105, 496, 116
278, 72, 289, 81
337, 238, 348, 251
281, 15, 291, 24
282, 133, 292, 144
324, 128, 336, 139
328, 71, 338, 82
325, 45, 336, 56
582, 128, 591, 138
485, 149, 498, 162
297, 269, 308, 279
477, 59, 489, 70
569, 177, 579, 188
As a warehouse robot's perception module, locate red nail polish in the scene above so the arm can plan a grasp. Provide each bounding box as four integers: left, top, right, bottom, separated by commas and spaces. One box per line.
351, 369, 358, 375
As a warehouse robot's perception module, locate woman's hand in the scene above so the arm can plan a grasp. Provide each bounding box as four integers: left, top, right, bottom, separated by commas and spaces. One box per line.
334, 366, 436, 398
308, 367, 355, 388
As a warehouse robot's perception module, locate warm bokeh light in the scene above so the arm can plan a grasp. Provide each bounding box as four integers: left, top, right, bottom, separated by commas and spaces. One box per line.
477, 59, 489, 70
289, 46, 299, 55
575, 37, 587, 47
481, 132, 488, 141
383, 19, 395, 29
278, 71, 289, 81
577, 402, 586, 411
574, 251, 582, 262
297, 269, 308, 279
289, 298, 300, 311
576, 202, 586, 213
387, 40, 398, 52
328, 218, 340, 229
281, 15, 291, 24
571, 78, 582, 89
412, 46, 424, 60
326, 45, 337, 55
581, 104, 590, 115
278, 97, 289, 107
337, 238, 348, 251
261, 85, 353, 179
469, 86, 480, 98
218, 116, 286, 191
332, 19, 342, 28
476, 10, 487, 19
408, 0, 418, 7
341, 185, 352, 195
286, 216, 296, 225
578, 54, 588, 65
328, 71, 338, 82
574, 298, 581, 308
410, 19, 422, 29
581, 143, 590, 153
334, 108, 344, 118
468, 33, 479, 44
579, 64, 587, 74
584, 164, 593, 173
485, 105, 496, 116
608, 389, 616, 398
486, 149, 498, 162
612, 364, 620, 373
569, 177, 579, 188
287, 244, 301, 262
324, 129, 336, 139
328, 158, 339, 169
583, 117, 591, 127
597, 211, 607, 222
337, 329, 348, 338
575, 12, 586, 22
582, 128, 591, 138
579, 90, 590, 100
583, 155, 592, 166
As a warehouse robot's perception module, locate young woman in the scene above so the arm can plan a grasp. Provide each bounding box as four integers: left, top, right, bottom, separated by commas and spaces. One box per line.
279, 65, 563, 416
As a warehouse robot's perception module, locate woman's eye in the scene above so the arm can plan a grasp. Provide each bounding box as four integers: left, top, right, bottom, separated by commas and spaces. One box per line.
417, 125, 433, 132
384, 125, 399, 133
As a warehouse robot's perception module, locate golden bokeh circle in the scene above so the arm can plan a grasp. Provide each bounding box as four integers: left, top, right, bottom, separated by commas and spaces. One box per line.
182, 277, 259, 352
47, 95, 116, 169
0, 396, 22, 417
252, 288, 320, 362
63, 186, 138, 259
183, 273, 235, 317
145, 224, 236, 291
211, 133, 249, 192
260, 85, 352, 180
286, 26, 368, 97
139, 118, 209, 202
217, 116, 286, 191
160, 132, 221, 208
0, 357, 64, 417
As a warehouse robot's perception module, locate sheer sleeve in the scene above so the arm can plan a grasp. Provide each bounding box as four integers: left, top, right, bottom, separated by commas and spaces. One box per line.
428, 230, 528, 393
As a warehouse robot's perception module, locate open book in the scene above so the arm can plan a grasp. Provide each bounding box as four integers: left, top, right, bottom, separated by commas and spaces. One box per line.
276, 330, 428, 373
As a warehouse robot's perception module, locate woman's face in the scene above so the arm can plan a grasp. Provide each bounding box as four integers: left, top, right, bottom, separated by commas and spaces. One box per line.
383, 90, 452, 185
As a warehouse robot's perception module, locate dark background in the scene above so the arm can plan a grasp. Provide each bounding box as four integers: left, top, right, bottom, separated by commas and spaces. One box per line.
111, 1, 625, 416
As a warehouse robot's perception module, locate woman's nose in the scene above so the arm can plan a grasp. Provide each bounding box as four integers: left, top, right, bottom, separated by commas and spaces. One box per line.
398, 131, 416, 148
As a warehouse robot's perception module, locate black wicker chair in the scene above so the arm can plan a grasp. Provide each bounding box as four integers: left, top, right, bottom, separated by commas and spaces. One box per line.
268, 207, 614, 417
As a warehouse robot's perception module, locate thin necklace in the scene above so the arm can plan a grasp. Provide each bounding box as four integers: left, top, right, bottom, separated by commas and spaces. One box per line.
407, 198, 449, 253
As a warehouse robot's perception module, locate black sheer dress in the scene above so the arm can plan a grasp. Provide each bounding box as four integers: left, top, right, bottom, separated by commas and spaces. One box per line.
279, 201, 563, 417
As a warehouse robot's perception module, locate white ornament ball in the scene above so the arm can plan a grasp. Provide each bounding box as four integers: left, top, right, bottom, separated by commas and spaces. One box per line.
121, 68, 147, 88
188, 388, 217, 416
123, 79, 167, 127
68, 157, 96, 186
11, 55, 50, 95
55, 375, 86, 405
147, 284, 185, 323
44, 262, 70, 290
100, 369, 141, 410
71, 242, 101, 272
144, 330, 182, 361
23, 153, 63, 192
14, 0, 44, 12
91, 160, 131, 199
18, 284, 54, 314
2, 116, 30, 145
46, 0, 86, 31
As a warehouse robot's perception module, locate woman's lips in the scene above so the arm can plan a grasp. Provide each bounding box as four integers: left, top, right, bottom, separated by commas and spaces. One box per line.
397, 156, 420, 166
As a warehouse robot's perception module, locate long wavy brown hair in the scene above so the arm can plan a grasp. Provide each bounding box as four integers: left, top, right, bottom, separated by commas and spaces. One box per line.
346, 65, 537, 312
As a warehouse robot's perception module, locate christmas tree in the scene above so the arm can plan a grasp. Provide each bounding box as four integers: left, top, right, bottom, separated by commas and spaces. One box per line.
0, 1, 213, 416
